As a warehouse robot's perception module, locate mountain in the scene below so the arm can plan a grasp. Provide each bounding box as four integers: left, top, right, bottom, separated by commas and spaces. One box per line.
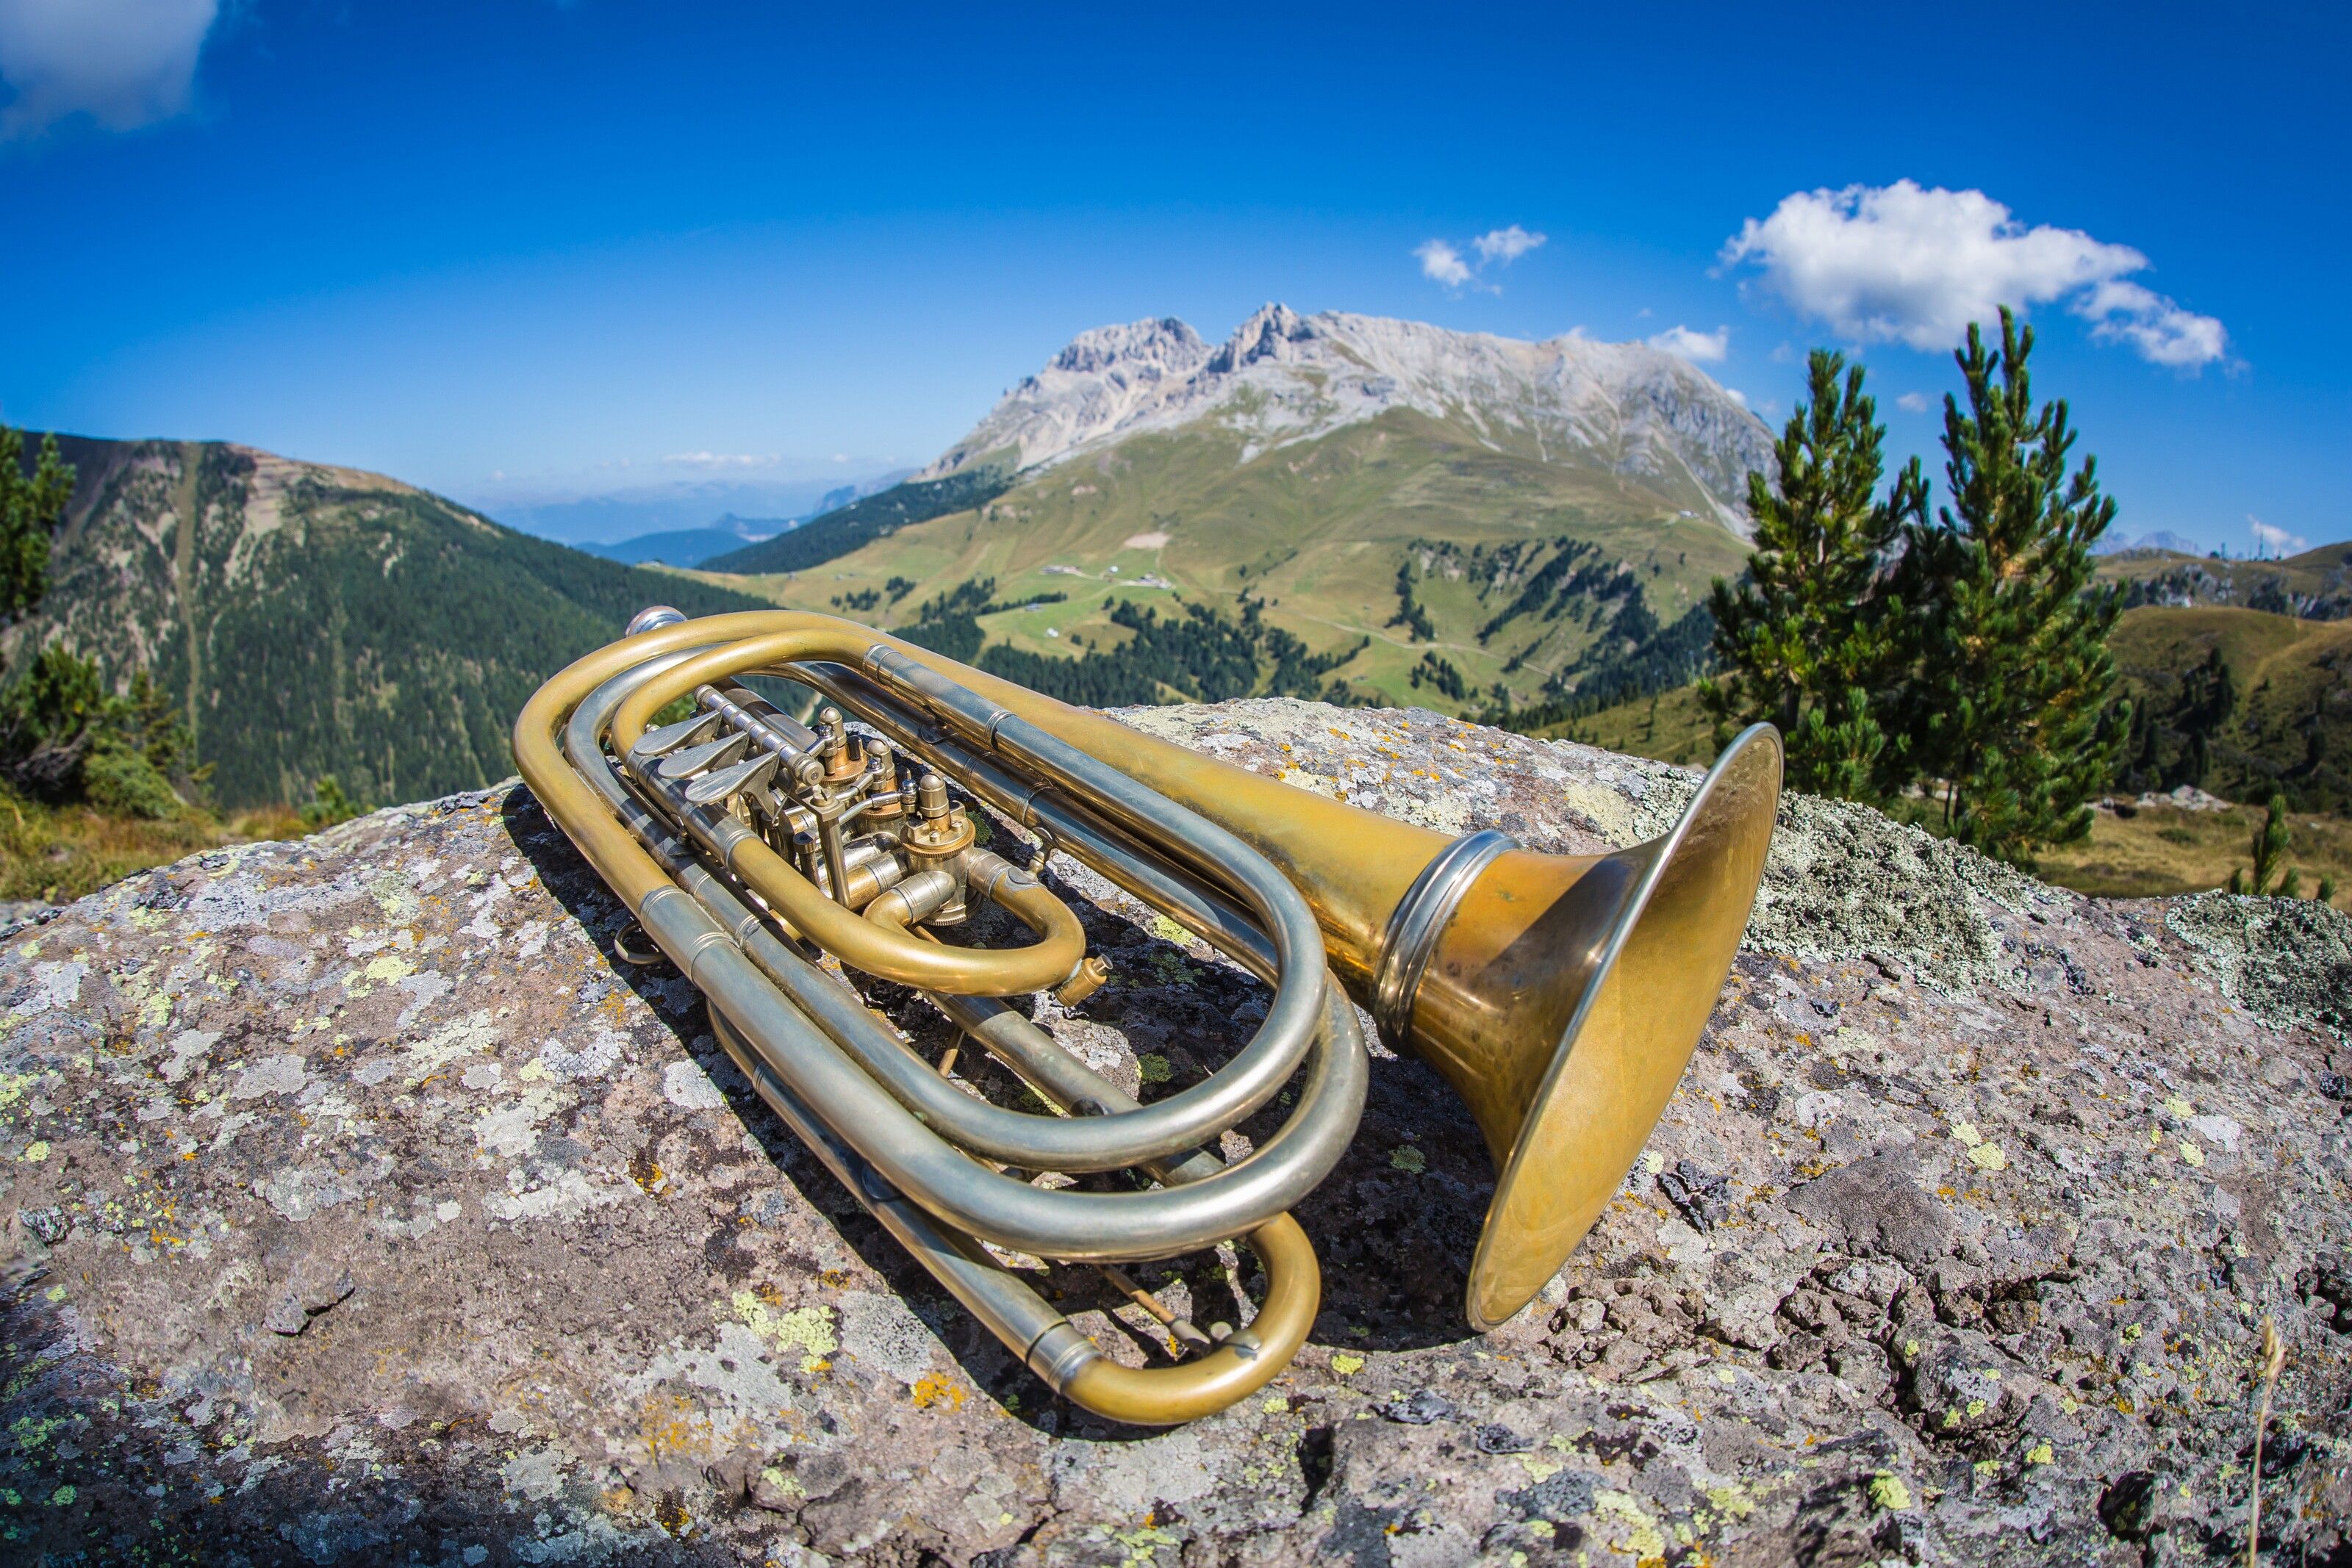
2107, 603, 2352, 813
701, 466, 1017, 577
2094, 529, 2206, 556
1568, 598, 2352, 821
582, 514, 783, 568
920, 306, 1775, 532
699, 305, 1776, 716
4, 437, 769, 808
2098, 541, 2352, 621
472, 472, 906, 547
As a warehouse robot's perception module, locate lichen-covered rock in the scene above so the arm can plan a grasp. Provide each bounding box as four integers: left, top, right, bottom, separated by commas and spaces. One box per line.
1, 699, 2346, 1566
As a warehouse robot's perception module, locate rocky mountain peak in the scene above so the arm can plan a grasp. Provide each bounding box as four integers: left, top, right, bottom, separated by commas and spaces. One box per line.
1043, 314, 1208, 378
1203, 301, 1313, 374
918, 305, 1777, 533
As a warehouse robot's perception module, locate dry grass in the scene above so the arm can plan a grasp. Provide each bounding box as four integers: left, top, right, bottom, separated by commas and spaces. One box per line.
0, 791, 320, 906
2034, 799, 2351, 907
1560, 681, 2350, 909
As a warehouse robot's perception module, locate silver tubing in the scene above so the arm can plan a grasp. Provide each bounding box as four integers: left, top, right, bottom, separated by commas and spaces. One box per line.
563, 654, 1369, 1256
628, 774, 1363, 1177
638, 850, 1363, 1260
1370, 828, 1516, 1056
929, 993, 1225, 1185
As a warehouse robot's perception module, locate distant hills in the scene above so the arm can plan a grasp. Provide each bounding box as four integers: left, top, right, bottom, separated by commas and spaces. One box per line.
4, 437, 767, 808
2094, 530, 2206, 556
581, 514, 785, 568
696, 305, 1778, 714
476, 472, 904, 547
2106, 600, 2352, 813
2099, 541, 2352, 622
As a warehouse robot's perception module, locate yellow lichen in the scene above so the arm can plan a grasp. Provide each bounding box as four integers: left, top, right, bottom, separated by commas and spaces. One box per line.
1330, 1353, 1365, 1376
1868, 1473, 1910, 1511
911, 1374, 966, 1411
731, 1292, 838, 1373
1593, 1490, 1666, 1559
0, 1073, 35, 1115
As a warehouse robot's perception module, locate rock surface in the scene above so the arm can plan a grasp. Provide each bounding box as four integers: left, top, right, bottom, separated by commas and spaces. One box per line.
2, 698, 2348, 1566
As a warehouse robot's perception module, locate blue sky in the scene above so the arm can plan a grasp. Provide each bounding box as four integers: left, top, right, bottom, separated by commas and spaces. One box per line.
0, 2, 2342, 553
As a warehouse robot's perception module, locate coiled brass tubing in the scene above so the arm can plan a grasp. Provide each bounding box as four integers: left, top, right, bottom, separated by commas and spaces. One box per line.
517, 614, 1365, 1422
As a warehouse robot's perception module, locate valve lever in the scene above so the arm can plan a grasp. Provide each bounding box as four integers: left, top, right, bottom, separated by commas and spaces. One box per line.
682, 749, 784, 808
631, 709, 722, 760
656, 731, 750, 780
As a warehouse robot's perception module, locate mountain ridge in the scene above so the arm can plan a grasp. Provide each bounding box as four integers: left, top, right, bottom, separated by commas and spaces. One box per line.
5, 435, 767, 807
918, 303, 1776, 534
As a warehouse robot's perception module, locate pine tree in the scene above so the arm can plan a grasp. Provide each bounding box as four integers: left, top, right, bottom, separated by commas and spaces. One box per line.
1889, 309, 2125, 866
0, 425, 73, 625
1705, 350, 1924, 798
2237, 793, 2292, 895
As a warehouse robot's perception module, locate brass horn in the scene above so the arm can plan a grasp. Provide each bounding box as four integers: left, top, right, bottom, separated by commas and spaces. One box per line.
515, 608, 1779, 1423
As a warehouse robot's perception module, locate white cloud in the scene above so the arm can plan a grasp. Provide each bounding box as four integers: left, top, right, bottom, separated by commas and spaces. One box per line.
2248, 516, 2306, 558
1720, 180, 2229, 370
1895, 392, 1931, 414
0, 0, 218, 134
1646, 324, 1729, 363
2081, 280, 2230, 369
1473, 224, 1547, 265
1723, 387, 1747, 407
662, 451, 780, 469
1416, 224, 1545, 292
1415, 240, 1473, 289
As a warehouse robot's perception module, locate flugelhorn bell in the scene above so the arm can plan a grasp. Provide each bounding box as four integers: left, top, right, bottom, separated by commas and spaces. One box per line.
1387, 728, 1782, 1328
